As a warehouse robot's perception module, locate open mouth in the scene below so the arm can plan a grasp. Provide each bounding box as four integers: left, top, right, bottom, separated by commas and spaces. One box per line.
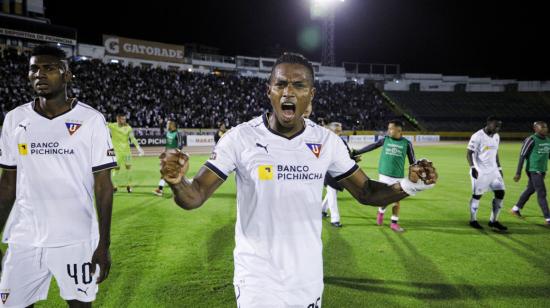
35, 82, 49, 89
281, 102, 296, 121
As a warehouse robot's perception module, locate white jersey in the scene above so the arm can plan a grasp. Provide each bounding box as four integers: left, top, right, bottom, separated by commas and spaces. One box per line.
0, 100, 117, 247
206, 114, 357, 291
467, 129, 500, 174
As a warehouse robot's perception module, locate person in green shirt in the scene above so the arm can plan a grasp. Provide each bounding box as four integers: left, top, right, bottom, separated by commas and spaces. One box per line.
511, 121, 550, 225
353, 120, 416, 232
107, 110, 144, 193
154, 120, 183, 196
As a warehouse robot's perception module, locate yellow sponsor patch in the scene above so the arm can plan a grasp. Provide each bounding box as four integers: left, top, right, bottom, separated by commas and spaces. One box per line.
258, 165, 273, 180
18, 144, 28, 155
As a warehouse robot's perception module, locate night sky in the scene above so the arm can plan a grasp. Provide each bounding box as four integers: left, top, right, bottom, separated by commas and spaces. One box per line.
44, 0, 548, 80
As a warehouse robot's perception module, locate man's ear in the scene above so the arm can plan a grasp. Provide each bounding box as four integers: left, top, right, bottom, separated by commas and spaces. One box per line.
64, 69, 73, 83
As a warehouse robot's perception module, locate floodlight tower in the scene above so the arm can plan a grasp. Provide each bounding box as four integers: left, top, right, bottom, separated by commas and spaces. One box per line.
311, 0, 344, 67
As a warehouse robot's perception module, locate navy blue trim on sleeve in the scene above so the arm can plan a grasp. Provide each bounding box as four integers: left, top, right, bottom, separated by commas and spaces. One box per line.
0, 164, 17, 170
204, 161, 228, 181
92, 162, 118, 173
334, 164, 360, 182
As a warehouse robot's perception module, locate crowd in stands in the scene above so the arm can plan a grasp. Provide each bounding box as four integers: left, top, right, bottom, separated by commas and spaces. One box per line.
1, 48, 396, 131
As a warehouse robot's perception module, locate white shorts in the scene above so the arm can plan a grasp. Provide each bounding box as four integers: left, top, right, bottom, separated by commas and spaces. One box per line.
235, 283, 323, 308
471, 170, 506, 195
0, 240, 99, 307
379, 174, 404, 186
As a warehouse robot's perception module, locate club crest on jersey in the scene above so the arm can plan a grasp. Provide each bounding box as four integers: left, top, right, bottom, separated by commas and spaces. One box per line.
0, 291, 9, 304
306, 143, 322, 158
107, 148, 116, 157
65, 122, 82, 135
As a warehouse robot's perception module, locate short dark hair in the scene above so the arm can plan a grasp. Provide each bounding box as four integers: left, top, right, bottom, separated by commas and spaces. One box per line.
115, 109, 126, 116
388, 119, 404, 128
31, 44, 67, 59
269, 52, 315, 84
486, 115, 501, 122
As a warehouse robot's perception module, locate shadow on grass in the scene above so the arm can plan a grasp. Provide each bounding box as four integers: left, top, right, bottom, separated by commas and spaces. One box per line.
325, 276, 550, 299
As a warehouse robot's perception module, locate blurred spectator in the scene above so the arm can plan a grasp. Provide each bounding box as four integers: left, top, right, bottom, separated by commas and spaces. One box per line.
0, 49, 396, 130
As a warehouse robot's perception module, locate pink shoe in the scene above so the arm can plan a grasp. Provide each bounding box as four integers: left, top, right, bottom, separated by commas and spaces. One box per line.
390, 223, 405, 232
376, 212, 384, 226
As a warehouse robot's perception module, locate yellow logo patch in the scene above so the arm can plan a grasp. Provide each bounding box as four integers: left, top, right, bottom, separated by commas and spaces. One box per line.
18, 144, 28, 155
258, 165, 273, 180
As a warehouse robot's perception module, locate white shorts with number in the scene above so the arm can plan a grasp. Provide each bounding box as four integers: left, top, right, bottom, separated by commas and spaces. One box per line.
471, 170, 506, 195
0, 240, 99, 307
378, 174, 404, 186
235, 283, 323, 308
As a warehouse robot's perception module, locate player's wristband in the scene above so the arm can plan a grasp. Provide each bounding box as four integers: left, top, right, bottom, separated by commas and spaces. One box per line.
400, 178, 435, 196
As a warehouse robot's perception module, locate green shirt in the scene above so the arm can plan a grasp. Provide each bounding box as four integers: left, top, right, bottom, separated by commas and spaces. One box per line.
526, 134, 550, 172
379, 136, 415, 178
166, 130, 179, 149
107, 123, 140, 154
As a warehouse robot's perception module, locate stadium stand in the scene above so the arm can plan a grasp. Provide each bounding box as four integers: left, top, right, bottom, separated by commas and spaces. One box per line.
0, 48, 397, 130
385, 91, 550, 132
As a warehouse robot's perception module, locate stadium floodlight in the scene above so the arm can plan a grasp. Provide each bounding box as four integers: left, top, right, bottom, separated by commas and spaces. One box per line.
310, 0, 344, 66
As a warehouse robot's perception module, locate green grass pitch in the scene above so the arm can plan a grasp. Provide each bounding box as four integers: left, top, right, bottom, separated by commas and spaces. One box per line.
23, 142, 550, 307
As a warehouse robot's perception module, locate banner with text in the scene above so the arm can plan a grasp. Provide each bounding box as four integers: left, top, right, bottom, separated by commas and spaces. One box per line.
103, 35, 185, 63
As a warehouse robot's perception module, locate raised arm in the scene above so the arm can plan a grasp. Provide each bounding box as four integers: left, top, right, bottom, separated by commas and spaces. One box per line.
339, 160, 437, 207
160, 150, 225, 210
353, 138, 384, 156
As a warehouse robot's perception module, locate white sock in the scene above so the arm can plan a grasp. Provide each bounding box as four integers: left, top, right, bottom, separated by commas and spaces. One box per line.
391, 215, 399, 223
512, 205, 520, 212
490, 199, 503, 222
158, 179, 166, 187
470, 198, 480, 221
378, 207, 386, 214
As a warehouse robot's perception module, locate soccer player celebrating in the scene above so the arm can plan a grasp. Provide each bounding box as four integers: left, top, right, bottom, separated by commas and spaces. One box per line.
511, 121, 550, 225
466, 116, 507, 231
0, 45, 115, 307
154, 120, 183, 196
352, 120, 416, 232
107, 110, 144, 193
160, 53, 437, 307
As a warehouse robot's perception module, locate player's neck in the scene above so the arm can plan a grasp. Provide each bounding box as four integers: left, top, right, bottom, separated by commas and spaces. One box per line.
483, 127, 494, 137
268, 113, 304, 137
34, 93, 73, 118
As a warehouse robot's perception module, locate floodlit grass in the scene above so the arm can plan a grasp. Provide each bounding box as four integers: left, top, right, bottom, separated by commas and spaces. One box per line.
24, 143, 550, 307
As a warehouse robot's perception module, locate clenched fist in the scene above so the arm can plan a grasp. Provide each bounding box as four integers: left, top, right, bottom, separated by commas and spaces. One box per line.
160, 149, 190, 185
408, 159, 438, 185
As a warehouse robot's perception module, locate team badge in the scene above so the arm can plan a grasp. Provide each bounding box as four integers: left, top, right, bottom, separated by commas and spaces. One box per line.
65, 121, 82, 135
18, 143, 28, 155
1, 291, 9, 304
306, 143, 322, 158
258, 165, 274, 180
107, 148, 116, 157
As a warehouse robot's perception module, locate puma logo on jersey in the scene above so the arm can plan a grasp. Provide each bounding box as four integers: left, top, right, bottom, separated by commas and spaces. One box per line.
77, 288, 88, 296
256, 143, 269, 153
18, 124, 27, 131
